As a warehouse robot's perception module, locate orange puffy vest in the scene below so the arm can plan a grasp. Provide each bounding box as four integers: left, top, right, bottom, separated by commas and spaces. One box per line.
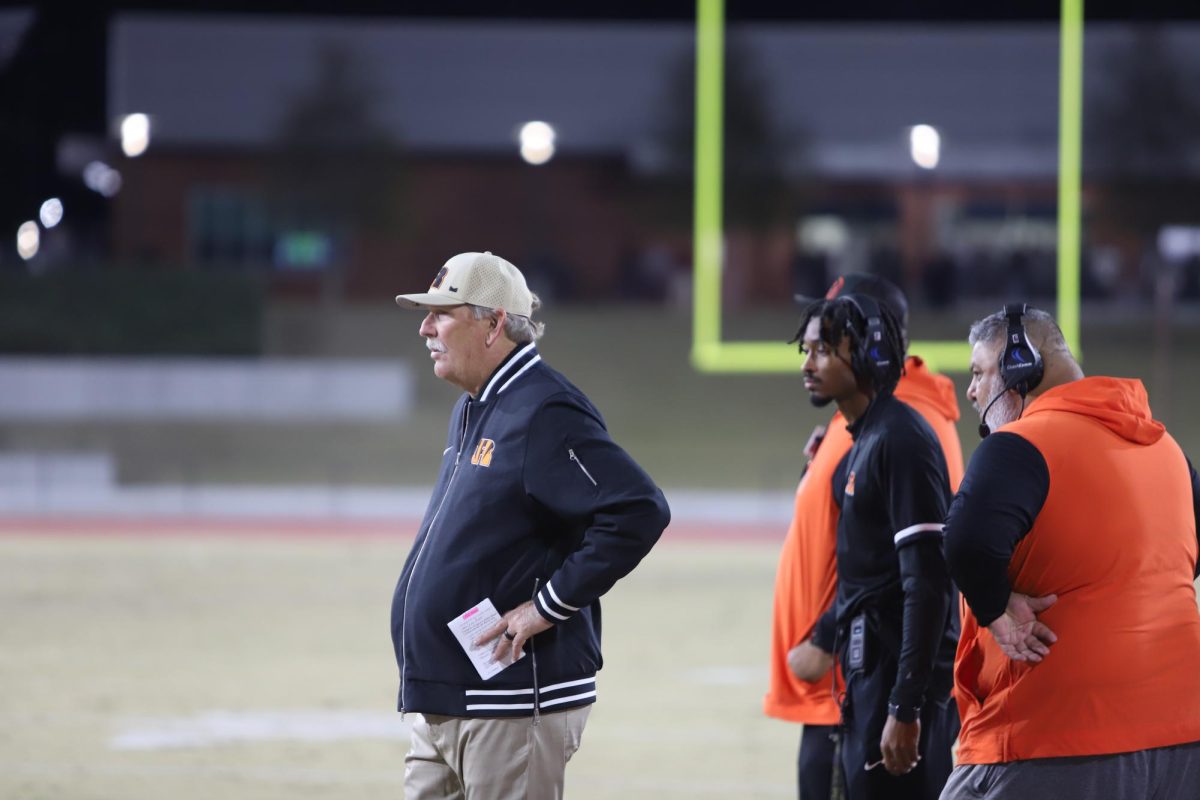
954, 377, 1200, 763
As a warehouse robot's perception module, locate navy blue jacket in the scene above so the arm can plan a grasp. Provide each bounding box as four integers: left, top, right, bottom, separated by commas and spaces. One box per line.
391, 343, 671, 717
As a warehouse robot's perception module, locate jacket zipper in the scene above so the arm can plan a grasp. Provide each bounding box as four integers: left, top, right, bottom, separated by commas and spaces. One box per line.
531, 577, 541, 727
400, 401, 472, 713
568, 448, 597, 486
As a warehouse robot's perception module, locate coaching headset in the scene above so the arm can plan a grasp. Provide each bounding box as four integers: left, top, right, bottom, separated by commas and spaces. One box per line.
838, 293, 893, 384
978, 302, 1045, 438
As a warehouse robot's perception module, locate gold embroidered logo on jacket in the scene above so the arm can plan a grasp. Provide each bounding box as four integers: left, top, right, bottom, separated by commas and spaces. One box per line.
471, 438, 495, 467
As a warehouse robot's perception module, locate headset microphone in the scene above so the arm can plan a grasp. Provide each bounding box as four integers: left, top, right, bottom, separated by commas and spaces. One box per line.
977, 391, 1007, 439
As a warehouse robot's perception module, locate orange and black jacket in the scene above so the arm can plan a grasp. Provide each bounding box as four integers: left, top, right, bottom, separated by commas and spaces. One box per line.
392, 344, 670, 718
945, 376, 1200, 763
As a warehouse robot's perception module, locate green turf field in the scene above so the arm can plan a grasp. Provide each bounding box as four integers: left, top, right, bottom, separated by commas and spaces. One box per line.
0, 528, 799, 799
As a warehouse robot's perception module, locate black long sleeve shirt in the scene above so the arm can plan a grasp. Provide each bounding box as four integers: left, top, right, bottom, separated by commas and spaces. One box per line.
817, 393, 959, 711
944, 432, 1200, 627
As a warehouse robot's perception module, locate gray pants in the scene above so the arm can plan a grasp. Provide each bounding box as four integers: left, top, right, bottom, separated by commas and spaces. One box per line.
940, 740, 1200, 800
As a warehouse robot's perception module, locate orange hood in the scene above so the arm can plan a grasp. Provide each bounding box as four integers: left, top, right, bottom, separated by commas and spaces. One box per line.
1019, 376, 1165, 445
896, 356, 961, 423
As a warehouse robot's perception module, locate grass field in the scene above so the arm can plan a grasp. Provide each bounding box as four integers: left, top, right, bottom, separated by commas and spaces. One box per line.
0, 524, 799, 799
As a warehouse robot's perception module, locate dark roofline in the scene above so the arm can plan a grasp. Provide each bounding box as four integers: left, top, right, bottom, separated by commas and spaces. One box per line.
83, 1, 1200, 23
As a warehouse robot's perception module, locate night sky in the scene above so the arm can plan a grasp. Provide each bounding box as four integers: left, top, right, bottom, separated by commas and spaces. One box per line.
2, 0, 1198, 242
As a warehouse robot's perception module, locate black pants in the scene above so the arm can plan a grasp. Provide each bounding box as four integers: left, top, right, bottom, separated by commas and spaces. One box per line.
798, 723, 843, 800
839, 669, 959, 800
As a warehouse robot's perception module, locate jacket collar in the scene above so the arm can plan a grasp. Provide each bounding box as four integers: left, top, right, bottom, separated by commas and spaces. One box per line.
477, 343, 541, 403
846, 390, 894, 441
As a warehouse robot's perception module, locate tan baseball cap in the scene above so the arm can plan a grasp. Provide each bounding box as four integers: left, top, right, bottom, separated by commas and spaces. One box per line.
395, 251, 534, 317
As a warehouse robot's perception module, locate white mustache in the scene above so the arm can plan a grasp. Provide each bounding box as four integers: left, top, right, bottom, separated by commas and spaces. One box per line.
425, 339, 446, 354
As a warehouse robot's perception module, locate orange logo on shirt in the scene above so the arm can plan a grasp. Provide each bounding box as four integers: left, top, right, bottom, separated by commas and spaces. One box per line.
845, 470, 856, 496
471, 438, 495, 467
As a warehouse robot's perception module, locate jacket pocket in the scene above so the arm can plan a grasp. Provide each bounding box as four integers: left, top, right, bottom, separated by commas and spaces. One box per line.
567, 448, 598, 487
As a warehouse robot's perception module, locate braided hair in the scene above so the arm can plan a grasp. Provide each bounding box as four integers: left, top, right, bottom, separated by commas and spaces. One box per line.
790, 294, 907, 397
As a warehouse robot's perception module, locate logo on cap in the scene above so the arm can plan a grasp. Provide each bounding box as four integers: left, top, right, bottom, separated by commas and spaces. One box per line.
430, 267, 449, 290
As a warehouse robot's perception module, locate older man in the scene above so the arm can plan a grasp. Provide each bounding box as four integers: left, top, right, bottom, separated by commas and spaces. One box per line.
390, 251, 670, 800
941, 304, 1200, 800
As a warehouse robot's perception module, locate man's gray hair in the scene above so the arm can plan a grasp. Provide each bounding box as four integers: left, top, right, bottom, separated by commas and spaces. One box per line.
968, 306, 1071, 358
469, 293, 545, 344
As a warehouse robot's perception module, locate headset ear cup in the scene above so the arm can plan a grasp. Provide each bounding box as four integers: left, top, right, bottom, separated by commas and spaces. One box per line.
999, 303, 1045, 397
854, 339, 882, 388
842, 294, 875, 379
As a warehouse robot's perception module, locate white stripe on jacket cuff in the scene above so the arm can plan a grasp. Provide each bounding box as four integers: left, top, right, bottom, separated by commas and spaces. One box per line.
536, 584, 576, 621
545, 581, 580, 611
893, 522, 944, 545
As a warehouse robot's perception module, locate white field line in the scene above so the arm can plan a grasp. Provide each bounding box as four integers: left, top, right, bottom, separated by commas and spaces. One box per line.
111, 710, 410, 750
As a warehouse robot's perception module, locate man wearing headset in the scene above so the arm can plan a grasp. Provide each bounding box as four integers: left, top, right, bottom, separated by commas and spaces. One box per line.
796, 293, 960, 800
765, 274, 964, 800
941, 306, 1200, 799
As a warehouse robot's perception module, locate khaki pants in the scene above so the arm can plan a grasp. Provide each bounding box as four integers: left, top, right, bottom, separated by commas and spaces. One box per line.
404, 706, 591, 800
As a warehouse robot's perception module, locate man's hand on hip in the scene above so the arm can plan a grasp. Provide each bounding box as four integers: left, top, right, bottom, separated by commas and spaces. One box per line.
476, 600, 554, 664
987, 591, 1058, 662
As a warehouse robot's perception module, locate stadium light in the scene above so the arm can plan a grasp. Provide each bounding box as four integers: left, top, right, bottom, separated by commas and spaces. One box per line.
39, 198, 63, 229
83, 161, 122, 197
16, 221, 39, 260
120, 113, 151, 158
910, 124, 941, 170
519, 121, 556, 165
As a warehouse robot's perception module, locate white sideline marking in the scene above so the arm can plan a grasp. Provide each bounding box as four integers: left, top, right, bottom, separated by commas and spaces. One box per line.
111, 710, 411, 750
